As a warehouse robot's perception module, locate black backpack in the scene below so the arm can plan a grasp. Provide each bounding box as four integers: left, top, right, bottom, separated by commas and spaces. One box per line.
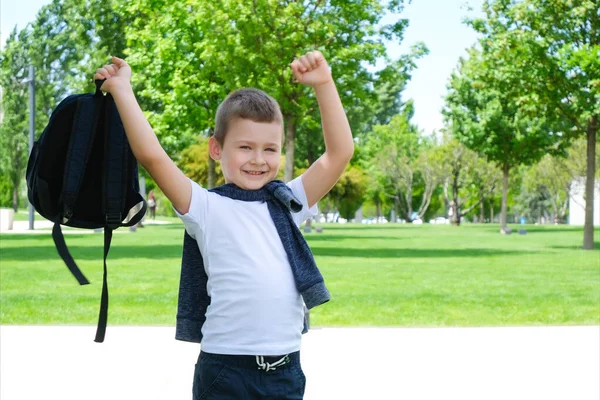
26, 80, 146, 342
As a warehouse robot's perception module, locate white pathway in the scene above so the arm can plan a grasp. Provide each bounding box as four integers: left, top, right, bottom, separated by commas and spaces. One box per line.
0, 218, 170, 234
1, 326, 598, 400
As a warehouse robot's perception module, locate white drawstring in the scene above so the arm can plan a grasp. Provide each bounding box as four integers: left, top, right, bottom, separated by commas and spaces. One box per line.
255, 355, 289, 372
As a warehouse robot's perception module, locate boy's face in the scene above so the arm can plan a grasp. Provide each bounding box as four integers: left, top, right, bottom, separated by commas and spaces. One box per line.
209, 118, 283, 190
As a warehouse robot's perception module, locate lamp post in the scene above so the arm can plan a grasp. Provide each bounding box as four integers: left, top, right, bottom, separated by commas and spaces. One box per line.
22, 66, 35, 230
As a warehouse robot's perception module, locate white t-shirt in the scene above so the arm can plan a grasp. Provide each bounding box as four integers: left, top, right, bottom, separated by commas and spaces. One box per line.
176, 176, 318, 355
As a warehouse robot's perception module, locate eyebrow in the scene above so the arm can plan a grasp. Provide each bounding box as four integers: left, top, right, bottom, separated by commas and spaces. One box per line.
235, 140, 280, 147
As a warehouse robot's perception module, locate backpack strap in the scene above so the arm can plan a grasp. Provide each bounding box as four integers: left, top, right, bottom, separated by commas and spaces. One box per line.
61, 83, 105, 222
52, 222, 90, 285
104, 94, 128, 229
94, 93, 129, 342
52, 82, 106, 286
94, 227, 112, 343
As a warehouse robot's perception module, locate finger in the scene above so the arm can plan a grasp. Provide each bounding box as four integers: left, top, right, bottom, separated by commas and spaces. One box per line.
112, 56, 128, 68
298, 56, 310, 72
290, 61, 301, 74
313, 50, 324, 63
97, 68, 110, 80
93, 73, 105, 82
292, 68, 303, 82
289, 62, 303, 82
104, 64, 117, 75
290, 60, 302, 72
306, 52, 317, 69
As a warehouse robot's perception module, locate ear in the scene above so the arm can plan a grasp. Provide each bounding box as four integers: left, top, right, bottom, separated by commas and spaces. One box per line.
209, 136, 222, 160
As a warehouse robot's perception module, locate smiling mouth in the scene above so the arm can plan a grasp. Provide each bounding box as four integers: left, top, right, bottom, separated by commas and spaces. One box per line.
243, 171, 267, 176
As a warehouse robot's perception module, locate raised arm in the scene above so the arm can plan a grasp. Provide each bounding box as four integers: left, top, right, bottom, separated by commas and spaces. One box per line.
94, 57, 192, 214
290, 51, 354, 208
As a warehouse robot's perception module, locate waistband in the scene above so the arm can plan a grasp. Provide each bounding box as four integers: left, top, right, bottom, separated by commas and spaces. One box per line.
199, 350, 300, 372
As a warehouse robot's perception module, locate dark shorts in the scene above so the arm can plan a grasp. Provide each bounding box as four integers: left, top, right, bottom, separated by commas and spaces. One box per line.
193, 350, 306, 400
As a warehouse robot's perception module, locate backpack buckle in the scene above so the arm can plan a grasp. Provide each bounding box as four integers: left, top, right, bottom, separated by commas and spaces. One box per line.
105, 213, 122, 226
62, 207, 73, 224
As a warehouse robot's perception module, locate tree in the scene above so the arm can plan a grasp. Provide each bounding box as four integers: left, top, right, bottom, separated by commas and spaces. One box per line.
444, 47, 559, 233
178, 137, 225, 188
518, 137, 600, 223
326, 165, 368, 220
436, 137, 500, 225
521, 155, 572, 223
0, 30, 31, 211
127, 0, 419, 182
469, 0, 599, 247
365, 101, 436, 221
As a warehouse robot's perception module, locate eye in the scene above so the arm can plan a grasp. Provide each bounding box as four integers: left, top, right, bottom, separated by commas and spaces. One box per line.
266, 148, 277, 152
240, 146, 251, 150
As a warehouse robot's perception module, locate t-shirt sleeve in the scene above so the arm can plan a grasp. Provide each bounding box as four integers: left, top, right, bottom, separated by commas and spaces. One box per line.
173, 179, 208, 239
287, 175, 319, 227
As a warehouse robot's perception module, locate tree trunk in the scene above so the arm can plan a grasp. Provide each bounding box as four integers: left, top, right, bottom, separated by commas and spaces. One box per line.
208, 128, 216, 189
583, 117, 597, 249
454, 210, 461, 226
500, 164, 509, 233
451, 168, 460, 226
284, 116, 295, 182
490, 199, 494, 223
479, 193, 485, 223
307, 130, 315, 165
405, 188, 413, 221
12, 184, 19, 212
208, 157, 216, 189
397, 189, 410, 221
375, 197, 381, 220
443, 179, 450, 215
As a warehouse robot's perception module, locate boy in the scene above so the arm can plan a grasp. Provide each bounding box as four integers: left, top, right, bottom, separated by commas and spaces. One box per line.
94, 50, 354, 399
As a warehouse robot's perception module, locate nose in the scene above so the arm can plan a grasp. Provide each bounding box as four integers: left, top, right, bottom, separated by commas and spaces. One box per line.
251, 150, 265, 165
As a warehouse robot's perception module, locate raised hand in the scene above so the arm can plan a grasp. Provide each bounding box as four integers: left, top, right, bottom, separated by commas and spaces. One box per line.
290, 51, 332, 88
93, 56, 132, 94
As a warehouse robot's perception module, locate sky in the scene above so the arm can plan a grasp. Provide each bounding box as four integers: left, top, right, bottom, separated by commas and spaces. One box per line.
1, 0, 483, 135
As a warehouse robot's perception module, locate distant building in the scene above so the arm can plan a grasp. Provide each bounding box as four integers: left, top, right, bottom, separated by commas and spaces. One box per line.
569, 177, 600, 226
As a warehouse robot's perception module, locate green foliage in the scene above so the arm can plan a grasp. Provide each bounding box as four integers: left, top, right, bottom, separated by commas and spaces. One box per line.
361, 102, 439, 220
178, 137, 225, 188
122, 0, 423, 181
0, 175, 13, 207
435, 136, 501, 224
0, 29, 33, 210
515, 137, 600, 223
466, 0, 598, 246
2, 0, 428, 218
326, 165, 368, 220
151, 186, 176, 218
444, 47, 559, 170
469, 0, 599, 133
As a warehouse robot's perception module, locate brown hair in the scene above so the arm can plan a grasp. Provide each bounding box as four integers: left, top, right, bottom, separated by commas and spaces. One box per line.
214, 88, 283, 146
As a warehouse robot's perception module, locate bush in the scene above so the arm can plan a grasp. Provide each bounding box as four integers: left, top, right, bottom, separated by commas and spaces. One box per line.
0, 175, 12, 208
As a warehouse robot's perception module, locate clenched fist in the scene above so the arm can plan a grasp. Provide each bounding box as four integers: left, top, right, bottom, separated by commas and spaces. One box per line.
93, 56, 132, 94
290, 51, 332, 88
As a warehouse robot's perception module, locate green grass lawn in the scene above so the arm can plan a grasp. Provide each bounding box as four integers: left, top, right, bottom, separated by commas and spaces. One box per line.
1, 221, 598, 327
